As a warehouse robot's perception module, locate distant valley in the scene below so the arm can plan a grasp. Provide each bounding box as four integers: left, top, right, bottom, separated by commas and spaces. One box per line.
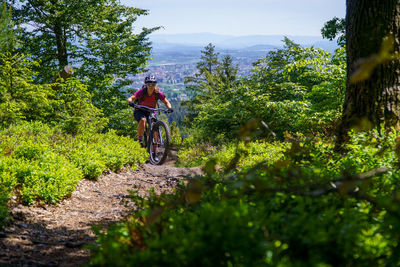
129, 33, 338, 104
147, 32, 338, 65
149, 32, 337, 50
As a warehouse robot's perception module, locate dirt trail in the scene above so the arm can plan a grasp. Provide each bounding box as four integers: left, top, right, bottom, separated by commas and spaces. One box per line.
0, 157, 202, 266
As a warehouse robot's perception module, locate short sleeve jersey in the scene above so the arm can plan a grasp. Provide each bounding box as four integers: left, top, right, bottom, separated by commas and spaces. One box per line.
134, 86, 166, 108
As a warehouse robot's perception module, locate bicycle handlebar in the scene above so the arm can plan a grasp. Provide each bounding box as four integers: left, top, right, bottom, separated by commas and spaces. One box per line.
129, 102, 173, 113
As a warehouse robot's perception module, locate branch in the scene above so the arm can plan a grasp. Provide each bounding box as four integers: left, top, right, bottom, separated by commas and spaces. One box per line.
27, 0, 48, 20
246, 167, 391, 199
352, 167, 390, 180
261, 120, 277, 138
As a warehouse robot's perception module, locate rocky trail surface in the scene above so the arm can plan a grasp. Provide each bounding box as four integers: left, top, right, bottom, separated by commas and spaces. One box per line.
0, 157, 202, 266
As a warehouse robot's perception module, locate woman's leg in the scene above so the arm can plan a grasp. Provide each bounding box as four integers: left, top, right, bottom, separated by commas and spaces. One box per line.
134, 110, 147, 145
138, 117, 146, 140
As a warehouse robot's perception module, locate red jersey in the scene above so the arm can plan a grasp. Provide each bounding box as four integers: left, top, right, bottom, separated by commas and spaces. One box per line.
134, 86, 166, 108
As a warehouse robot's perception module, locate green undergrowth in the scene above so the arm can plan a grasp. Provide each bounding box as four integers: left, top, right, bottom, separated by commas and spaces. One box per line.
0, 121, 147, 227
89, 129, 400, 266
176, 140, 289, 170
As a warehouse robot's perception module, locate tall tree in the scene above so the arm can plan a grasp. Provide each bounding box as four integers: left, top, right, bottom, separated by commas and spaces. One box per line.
183, 43, 220, 112
7, 0, 158, 129
0, 1, 15, 53
183, 44, 240, 128
216, 55, 238, 89
9, 0, 155, 81
196, 43, 219, 75
183, 44, 219, 125
336, 0, 400, 145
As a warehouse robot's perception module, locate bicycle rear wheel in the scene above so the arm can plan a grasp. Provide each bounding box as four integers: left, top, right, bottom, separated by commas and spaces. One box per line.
149, 120, 171, 165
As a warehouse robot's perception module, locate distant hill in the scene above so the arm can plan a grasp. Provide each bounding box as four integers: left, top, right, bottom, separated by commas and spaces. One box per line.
150, 32, 233, 46
148, 33, 339, 66
151, 42, 204, 52
150, 32, 338, 52
239, 44, 277, 52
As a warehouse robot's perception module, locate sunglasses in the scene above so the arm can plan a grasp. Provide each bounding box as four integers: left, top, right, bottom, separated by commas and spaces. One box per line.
146, 82, 157, 86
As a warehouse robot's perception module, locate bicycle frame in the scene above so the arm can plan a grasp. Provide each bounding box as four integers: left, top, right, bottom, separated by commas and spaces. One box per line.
135, 105, 168, 145
132, 104, 172, 164
145, 113, 162, 151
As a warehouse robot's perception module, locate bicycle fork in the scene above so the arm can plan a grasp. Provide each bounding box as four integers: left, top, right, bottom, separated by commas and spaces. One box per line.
150, 123, 163, 149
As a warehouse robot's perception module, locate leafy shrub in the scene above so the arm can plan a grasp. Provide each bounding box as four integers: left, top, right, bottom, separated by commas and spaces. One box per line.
107, 106, 138, 137
169, 120, 183, 148
90, 191, 267, 266
63, 130, 147, 179
9, 154, 83, 205
68, 147, 107, 180
0, 121, 148, 226
13, 140, 48, 160
52, 77, 108, 134
0, 53, 108, 134
177, 140, 288, 170
0, 53, 53, 127
66, 139, 108, 180
0, 158, 16, 227
176, 143, 217, 167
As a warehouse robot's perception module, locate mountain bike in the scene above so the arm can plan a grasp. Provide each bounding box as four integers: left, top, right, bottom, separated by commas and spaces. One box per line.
131, 104, 173, 165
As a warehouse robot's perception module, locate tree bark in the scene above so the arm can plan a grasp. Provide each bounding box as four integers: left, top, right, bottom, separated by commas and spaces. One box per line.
54, 20, 68, 69
336, 0, 400, 145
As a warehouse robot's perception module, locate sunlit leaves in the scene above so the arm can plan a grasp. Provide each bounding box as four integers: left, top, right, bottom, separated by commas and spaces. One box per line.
0, 53, 52, 126
0, 1, 16, 53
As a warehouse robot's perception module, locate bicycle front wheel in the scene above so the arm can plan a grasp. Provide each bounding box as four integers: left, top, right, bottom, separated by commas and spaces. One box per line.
149, 120, 171, 165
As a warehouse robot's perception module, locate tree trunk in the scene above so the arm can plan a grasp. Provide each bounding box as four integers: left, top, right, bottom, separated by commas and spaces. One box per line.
54, 21, 68, 69
336, 0, 400, 145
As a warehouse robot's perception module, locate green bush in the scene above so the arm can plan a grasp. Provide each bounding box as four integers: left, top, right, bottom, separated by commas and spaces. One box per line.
0, 53, 54, 127
0, 121, 148, 226
62, 130, 147, 179
177, 140, 288, 170
10, 154, 83, 205
66, 138, 109, 180
0, 158, 16, 227
176, 143, 217, 167
53, 77, 108, 134
68, 146, 107, 180
90, 193, 267, 266
0, 53, 108, 134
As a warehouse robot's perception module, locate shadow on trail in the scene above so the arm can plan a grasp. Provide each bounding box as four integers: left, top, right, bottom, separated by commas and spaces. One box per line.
0, 210, 125, 267
0, 153, 203, 266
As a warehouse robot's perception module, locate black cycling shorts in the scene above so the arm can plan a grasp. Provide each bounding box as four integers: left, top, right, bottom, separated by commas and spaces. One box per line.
134, 109, 150, 122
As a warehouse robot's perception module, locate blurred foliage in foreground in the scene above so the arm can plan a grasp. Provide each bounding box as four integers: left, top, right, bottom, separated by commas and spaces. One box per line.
89, 127, 400, 266
0, 122, 147, 227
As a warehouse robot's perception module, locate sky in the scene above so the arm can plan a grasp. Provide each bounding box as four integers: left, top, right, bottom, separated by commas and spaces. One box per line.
121, 0, 345, 37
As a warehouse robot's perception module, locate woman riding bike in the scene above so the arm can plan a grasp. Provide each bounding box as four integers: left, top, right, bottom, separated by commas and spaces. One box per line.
127, 75, 173, 159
